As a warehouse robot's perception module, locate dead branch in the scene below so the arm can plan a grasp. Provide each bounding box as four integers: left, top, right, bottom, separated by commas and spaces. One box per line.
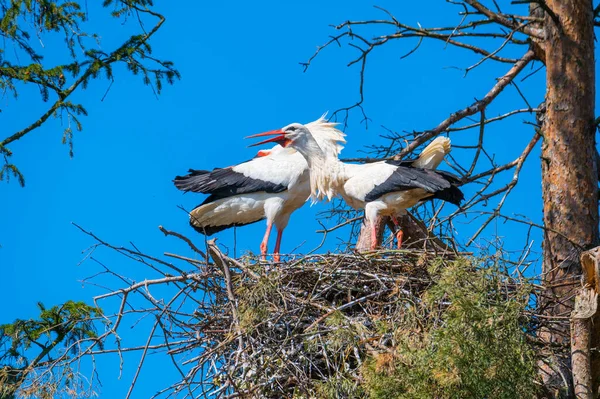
397, 49, 535, 158
464, 0, 544, 38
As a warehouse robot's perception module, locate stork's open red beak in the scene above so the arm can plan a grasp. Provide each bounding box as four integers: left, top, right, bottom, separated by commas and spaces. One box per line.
246, 129, 287, 147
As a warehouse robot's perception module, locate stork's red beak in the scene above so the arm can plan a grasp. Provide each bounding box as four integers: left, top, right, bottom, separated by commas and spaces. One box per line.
246, 129, 288, 148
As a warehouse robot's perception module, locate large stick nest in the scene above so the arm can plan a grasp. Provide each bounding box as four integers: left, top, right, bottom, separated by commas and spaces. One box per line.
75, 228, 573, 399
195, 244, 532, 398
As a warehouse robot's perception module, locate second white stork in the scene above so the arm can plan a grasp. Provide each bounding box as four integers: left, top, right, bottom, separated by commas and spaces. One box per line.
248, 124, 463, 250
173, 117, 346, 261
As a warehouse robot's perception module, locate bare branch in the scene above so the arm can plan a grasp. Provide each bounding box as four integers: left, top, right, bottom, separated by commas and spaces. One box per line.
464, 0, 544, 38
397, 50, 535, 158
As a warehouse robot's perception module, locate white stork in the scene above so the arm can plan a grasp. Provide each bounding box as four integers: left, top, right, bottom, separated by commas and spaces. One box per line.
248, 124, 463, 250
173, 117, 346, 261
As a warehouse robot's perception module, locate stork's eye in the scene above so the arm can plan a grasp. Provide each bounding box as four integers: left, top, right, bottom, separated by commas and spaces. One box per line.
287, 126, 297, 132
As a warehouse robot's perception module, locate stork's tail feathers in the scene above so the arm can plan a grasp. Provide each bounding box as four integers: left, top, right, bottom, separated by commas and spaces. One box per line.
412, 137, 451, 170
430, 170, 464, 206
431, 185, 464, 206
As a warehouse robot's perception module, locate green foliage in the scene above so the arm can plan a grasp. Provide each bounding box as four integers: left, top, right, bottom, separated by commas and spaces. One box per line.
0, 0, 180, 186
324, 311, 364, 353
0, 144, 24, 186
361, 259, 538, 399
0, 163, 25, 187
304, 313, 367, 399
313, 375, 365, 399
236, 273, 280, 331
0, 301, 101, 398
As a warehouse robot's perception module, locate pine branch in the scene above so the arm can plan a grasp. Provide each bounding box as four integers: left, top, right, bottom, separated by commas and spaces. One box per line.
0, 2, 180, 185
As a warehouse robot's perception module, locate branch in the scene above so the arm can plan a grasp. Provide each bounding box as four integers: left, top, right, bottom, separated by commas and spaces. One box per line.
303, 5, 536, 128
1, 6, 170, 148
464, 0, 544, 38
73, 222, 187, 276
206, 240, 245, 379
465, 131, 541, 245
512, 0, 560, 27
397, 50, 535, 158
304, 289, 389, 331
158, 225, 207, 258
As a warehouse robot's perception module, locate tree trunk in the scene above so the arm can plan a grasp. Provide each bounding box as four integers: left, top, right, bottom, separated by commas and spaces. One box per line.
540, 1, 598, 395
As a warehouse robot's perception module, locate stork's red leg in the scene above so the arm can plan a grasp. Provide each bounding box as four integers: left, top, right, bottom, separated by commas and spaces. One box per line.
391, 215, 404, 249
273, 228, 284, 263
370, 221, 378, 250
260, 222, 273, 260
396, 230, 404, 249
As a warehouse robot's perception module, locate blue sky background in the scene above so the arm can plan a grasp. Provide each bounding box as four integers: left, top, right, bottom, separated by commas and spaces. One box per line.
0, 1, 575, 397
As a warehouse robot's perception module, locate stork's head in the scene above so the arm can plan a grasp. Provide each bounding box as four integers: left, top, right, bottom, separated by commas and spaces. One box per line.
247, 116, 345, 162
248, 120, 342, 202
247, 123, 314, 151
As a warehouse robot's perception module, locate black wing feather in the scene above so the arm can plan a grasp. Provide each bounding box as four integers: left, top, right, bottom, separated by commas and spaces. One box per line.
173, 167, 287, 199
364, 166, 463, 206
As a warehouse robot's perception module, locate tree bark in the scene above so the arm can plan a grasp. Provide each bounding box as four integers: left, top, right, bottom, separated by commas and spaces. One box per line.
571, 288, 596, 399
540, 1, 599, 395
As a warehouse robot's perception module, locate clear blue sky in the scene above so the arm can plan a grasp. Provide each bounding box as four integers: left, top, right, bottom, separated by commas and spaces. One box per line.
0, 1, 575, 397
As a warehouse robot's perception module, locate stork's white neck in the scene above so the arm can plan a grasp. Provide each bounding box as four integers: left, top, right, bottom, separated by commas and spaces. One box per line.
292, 133, 346, 202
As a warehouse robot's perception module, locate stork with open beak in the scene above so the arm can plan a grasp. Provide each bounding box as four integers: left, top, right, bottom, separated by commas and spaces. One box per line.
174, 116, 346, 261
248, 124, 463, 250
